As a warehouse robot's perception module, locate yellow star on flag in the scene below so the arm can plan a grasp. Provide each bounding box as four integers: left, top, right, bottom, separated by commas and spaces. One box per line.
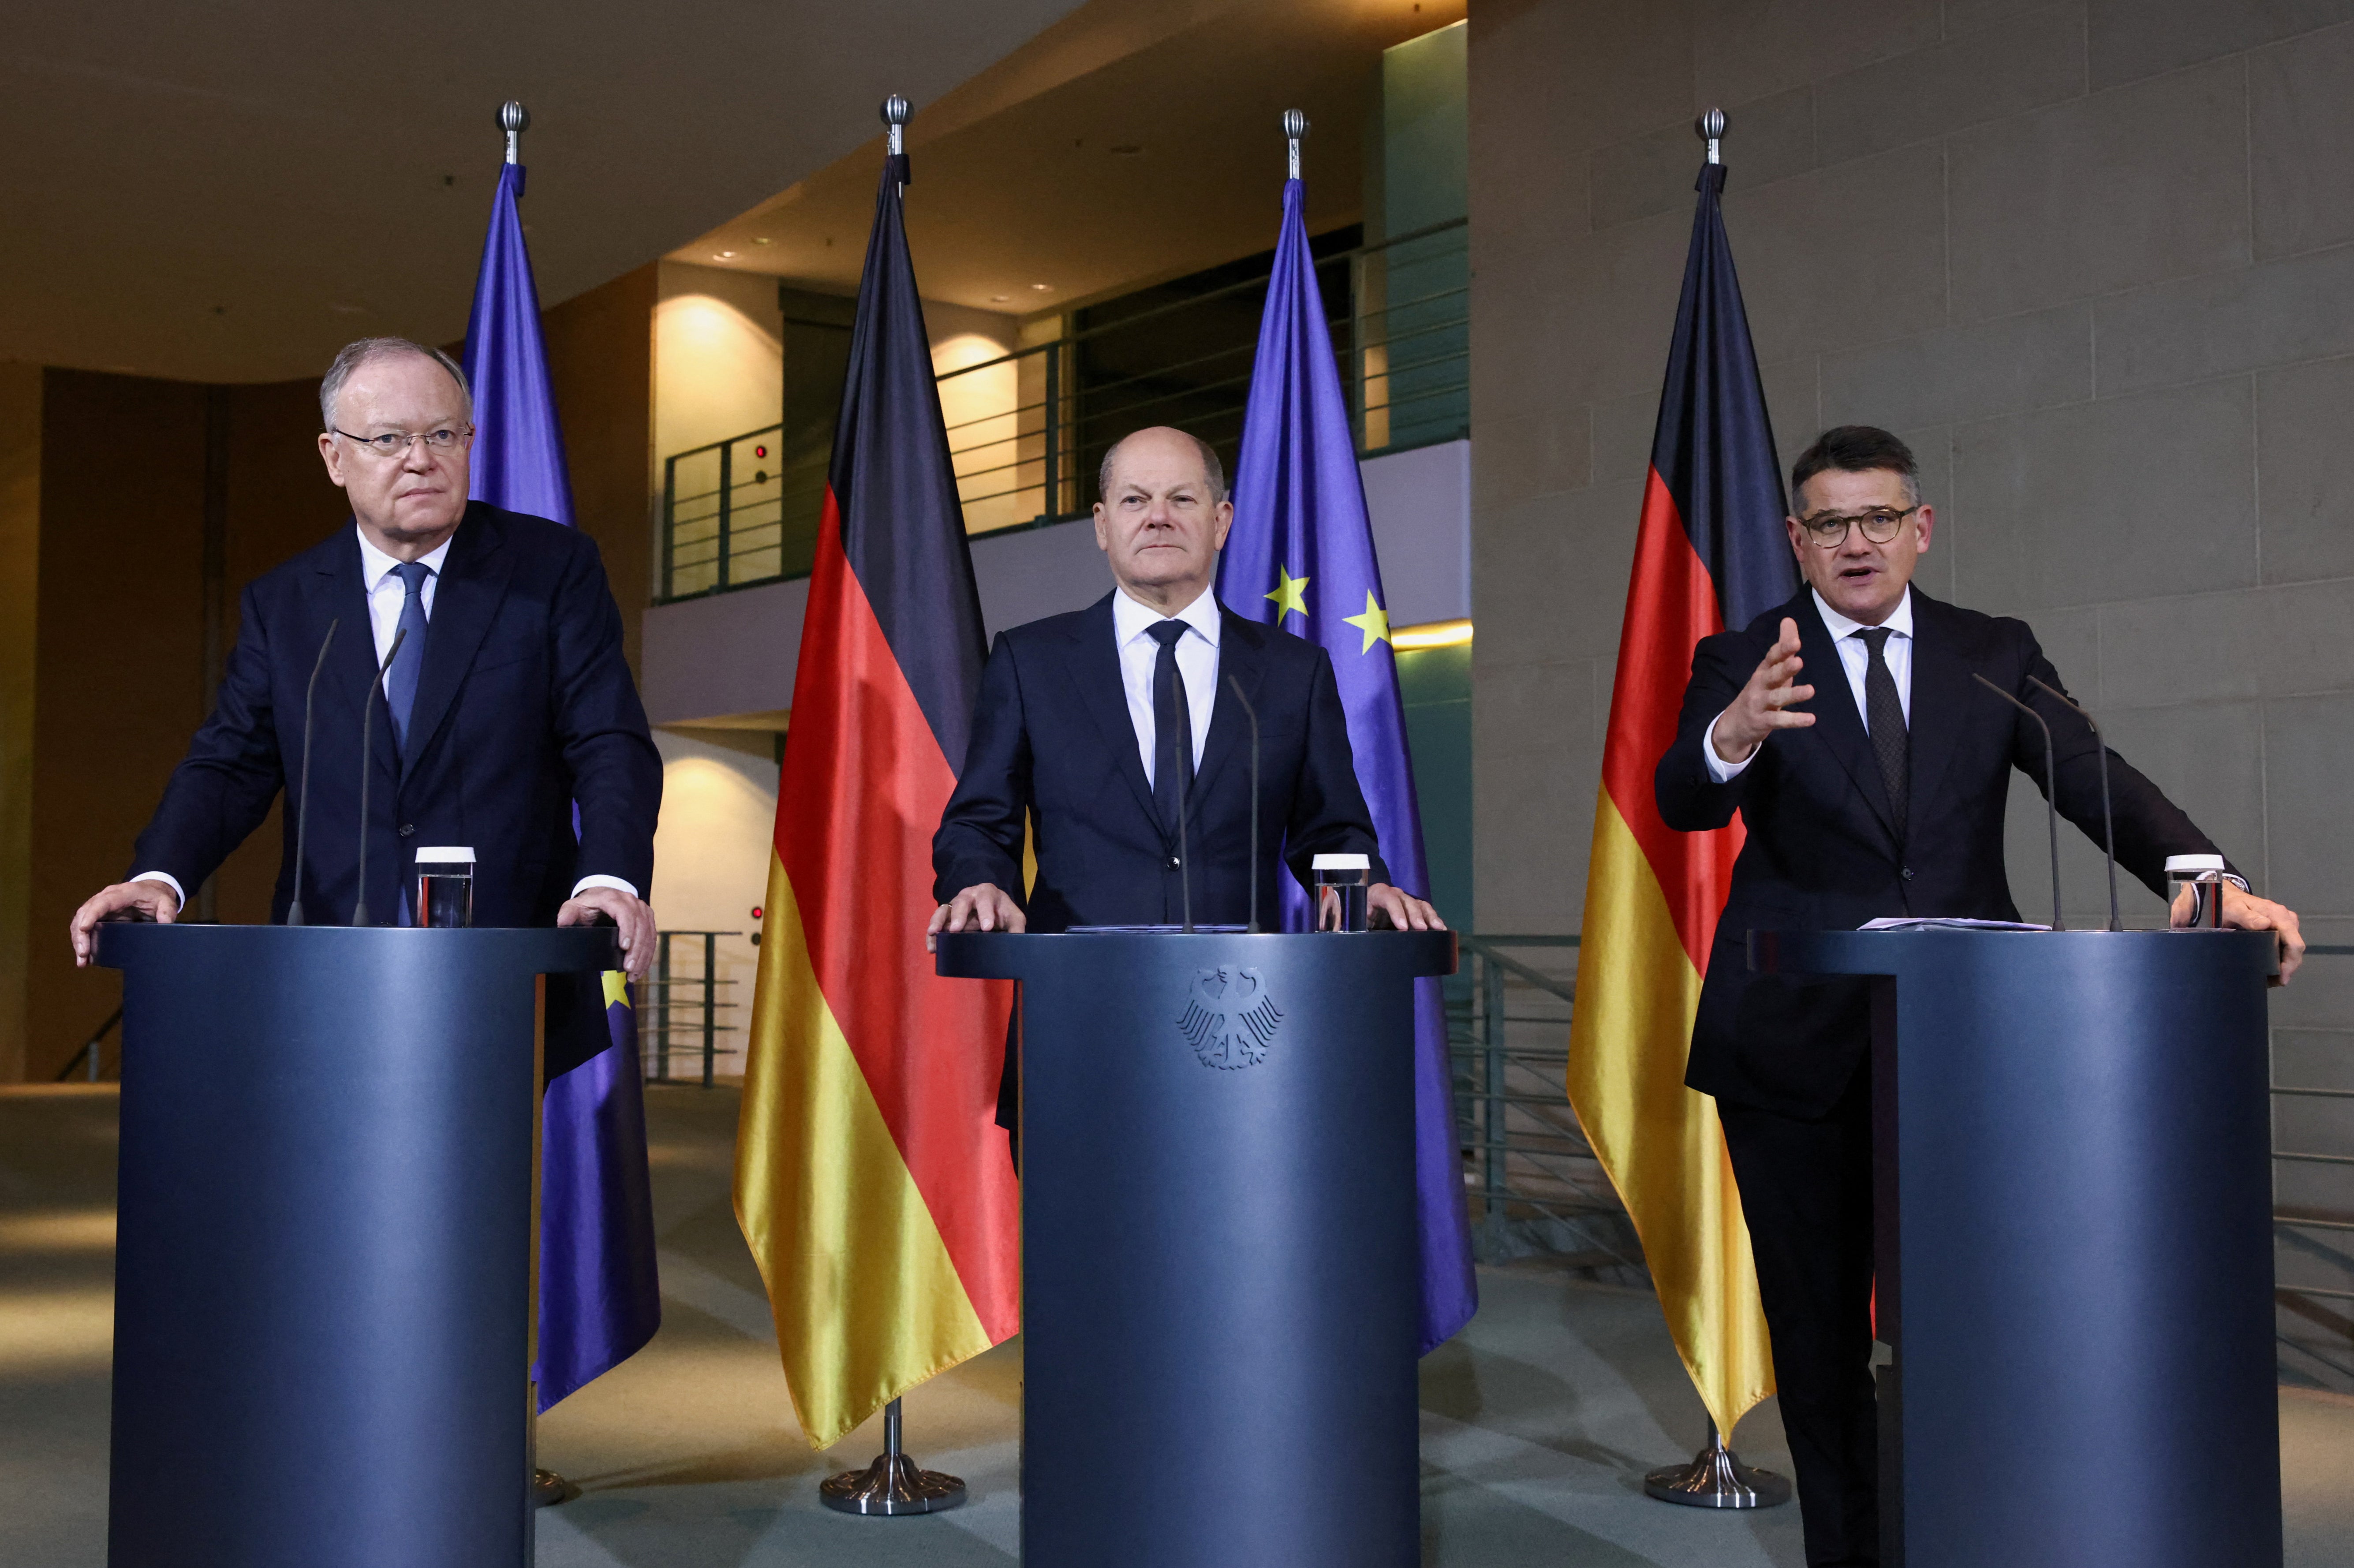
1343, 590, 1392, 653
603, 970, 633, 1010
1265, 565, 1311, 623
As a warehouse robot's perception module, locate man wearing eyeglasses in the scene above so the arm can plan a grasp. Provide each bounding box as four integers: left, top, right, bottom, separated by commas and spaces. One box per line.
69, 336, 662, 979
1654, 424, 2302, 1565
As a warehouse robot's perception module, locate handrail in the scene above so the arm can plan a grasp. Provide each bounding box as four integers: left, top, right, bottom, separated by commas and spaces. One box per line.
55, 1006, 123, 1082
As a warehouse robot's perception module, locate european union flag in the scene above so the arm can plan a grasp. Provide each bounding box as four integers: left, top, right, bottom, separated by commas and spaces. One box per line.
1218, 175, 1476, 1354
460, 151, 662, 1411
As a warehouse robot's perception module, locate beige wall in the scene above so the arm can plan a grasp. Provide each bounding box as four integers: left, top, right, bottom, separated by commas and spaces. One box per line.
548, 263, 659, 675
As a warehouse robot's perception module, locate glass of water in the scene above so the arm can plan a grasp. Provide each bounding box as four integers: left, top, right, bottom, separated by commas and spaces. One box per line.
1313, 852, 1371, 933
415, 846, 475, 929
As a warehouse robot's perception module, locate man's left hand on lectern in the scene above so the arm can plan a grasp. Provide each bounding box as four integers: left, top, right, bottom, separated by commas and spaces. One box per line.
926, 883, 1027, 952
70, 879, 182, 967
558, 886, 659, 985
2175, 881, 2307, 986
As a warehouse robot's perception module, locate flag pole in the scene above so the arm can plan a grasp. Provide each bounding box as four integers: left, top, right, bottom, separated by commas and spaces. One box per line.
1635, 108, 1791, 1513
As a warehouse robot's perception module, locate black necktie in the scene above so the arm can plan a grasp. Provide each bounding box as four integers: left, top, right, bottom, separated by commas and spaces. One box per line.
1146, 620, 1193, 836
1858, 626, 1908, 836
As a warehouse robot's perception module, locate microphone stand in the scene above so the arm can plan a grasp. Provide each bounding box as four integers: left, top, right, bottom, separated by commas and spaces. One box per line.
2027, 677, 2121, 932
1973, 674, 2064, 931
1176, 739, 1193, 933
286, 620, 340, 926
1227, 674, 1261, 933
352, 627, 407, 928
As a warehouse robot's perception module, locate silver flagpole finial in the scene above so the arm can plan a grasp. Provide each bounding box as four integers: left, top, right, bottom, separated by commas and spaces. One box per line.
882, 94, 910, 157
500, 100, 529, 164
1282, 108, 1308, 180
1697, 107, 1724, 165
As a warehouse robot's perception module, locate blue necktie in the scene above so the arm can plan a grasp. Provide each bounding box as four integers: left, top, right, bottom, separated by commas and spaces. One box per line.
384, 561, 431, 751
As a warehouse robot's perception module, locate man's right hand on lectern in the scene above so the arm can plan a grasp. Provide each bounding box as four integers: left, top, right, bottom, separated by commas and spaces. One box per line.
70, 879, 181, 967
926, 883, 1026, 952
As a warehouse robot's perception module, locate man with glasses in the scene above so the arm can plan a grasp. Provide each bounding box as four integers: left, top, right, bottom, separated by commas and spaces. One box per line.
1654, 424, 2302, 1565
70, 336, 661, 978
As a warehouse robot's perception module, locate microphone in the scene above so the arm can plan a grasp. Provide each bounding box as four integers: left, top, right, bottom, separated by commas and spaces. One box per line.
1176, 721, 1194, 934
1227, 673, 1261, 933
351, 627, 407, 928
285, 619, 340, 926
1973, 674, 2064, 931
2027, 676, 2121, 932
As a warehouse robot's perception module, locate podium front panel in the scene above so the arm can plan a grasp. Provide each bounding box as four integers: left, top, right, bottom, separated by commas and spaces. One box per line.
97, 924, 616, 1568
941, 930, 1452, 1568
1757, 928, 2281, 1568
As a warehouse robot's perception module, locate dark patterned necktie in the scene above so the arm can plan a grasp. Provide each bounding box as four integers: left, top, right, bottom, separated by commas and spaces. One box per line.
1858, 626, 1907, 836
385, 560, 432, 751
1146, 620, 1193, 835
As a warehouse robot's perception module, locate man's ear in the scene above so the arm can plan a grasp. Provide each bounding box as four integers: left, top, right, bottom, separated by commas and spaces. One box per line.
1211, 499, 1235, 551
1783, 515, 1805, 560
318, 433, 348, 489
1092, 503, 1110, 553
1912, 504, 1935, 552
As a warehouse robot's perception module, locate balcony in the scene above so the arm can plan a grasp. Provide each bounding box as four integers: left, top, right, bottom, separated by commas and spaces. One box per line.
655, 216, 1467, 605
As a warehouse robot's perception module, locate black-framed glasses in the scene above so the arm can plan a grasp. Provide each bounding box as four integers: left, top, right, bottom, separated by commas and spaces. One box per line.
333, 426, 471, 459
1798, 505, 1919, 548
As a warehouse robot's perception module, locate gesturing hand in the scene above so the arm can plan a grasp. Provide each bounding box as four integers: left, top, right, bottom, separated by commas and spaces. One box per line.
1712, 617, 1816, 765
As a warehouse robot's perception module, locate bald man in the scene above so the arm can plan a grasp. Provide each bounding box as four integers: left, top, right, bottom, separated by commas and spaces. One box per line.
930, 427, 1439, 1155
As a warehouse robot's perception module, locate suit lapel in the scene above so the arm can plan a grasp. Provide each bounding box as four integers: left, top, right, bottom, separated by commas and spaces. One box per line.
310, 526, 398, 788
1902, 591, 1970, 828
1066, 593, 1162, 833
400, 504, 515, 777
1188, 608, 1263, 811
1791, 592, 1901, 848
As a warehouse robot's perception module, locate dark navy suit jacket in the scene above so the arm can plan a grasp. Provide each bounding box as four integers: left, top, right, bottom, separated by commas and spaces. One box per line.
933, 590, 1388, 931
1656, 587, 2220, 1120
131, 503, 661, 929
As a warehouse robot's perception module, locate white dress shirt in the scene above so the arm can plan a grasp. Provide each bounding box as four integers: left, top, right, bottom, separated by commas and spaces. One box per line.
136, 523, 637, 907
1112, 584, 1221, 785
1706, 588, 1914, 783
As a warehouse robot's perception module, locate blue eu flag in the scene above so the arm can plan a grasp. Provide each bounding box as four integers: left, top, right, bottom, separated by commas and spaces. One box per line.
1217, 176, 1477, 1354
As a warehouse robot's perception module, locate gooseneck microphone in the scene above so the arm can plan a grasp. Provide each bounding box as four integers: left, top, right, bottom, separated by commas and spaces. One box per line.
1175, 726, 1194, 934
351, 627, 407, 928
2027, 676, 2122, 932
284, 619, 341, 926
1973, 674, 2064, 930
1227, 673, 1262, 933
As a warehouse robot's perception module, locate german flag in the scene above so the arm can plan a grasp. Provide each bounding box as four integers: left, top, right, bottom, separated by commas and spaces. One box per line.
1566, 158, 1796, 1440
733, 147, 1019, 1449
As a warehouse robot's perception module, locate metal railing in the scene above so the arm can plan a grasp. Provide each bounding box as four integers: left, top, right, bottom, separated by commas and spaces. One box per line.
643, 930, 743, 1087
656, 216, 1469, 603
53, 1006, 122, 1083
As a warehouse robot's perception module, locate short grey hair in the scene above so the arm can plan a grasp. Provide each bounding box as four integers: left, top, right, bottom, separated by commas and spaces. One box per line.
318, 337, 473, 431
1099, 428, 1228, 505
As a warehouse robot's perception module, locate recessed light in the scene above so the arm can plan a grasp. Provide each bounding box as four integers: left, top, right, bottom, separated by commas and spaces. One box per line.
991, 294, 1011, 302
1031, 283, 1052, 291
751, 236, 773, 245
715, 250, 737, 260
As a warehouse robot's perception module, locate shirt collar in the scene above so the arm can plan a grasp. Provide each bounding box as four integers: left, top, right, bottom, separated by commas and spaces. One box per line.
355, 522, 455, 594
1812, 586, 1913, 644
1113, 582, 1222, 648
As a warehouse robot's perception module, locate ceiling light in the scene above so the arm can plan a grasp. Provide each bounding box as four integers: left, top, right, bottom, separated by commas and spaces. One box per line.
1031, 283, 1052, 291
751, 237, 773, 246
715, 250, 737, 260
991, 294, 1011, 302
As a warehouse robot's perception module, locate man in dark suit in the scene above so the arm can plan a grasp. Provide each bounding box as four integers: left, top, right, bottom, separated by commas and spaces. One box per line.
929, 426, 1440, 1148
70, 336, 661, 979
1655, 425, 2302, 1566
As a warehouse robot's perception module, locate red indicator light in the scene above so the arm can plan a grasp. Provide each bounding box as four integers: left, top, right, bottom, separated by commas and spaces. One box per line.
751, 906, 764, 920
753, 444, 768, 459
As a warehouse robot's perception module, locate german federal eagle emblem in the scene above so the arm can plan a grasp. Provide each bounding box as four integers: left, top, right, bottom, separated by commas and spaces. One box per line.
1178, 966, 1282, 1070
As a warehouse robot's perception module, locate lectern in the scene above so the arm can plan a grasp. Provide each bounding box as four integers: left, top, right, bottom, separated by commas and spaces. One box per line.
96, 922, 618, 1568
936, 929, 1455, 1568
1754, 928, 2282, 1568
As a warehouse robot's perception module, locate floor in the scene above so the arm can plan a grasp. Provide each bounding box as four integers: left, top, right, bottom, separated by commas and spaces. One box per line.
4, 1082, 2349, 1567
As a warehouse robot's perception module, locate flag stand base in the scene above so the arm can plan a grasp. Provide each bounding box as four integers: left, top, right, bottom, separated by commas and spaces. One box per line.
1643, 1421, 1791, 1509
819, 1399, 967, 1516
532, 1468, 575, 1508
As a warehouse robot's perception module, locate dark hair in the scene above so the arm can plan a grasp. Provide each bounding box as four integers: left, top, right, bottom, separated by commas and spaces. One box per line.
1790, 425, 1920, 507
